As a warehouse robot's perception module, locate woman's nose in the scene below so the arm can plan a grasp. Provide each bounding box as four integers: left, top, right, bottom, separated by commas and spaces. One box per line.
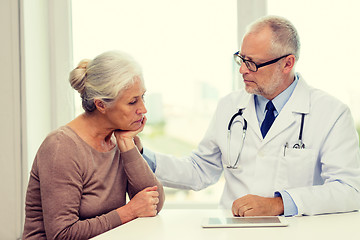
137, 100, 147, 114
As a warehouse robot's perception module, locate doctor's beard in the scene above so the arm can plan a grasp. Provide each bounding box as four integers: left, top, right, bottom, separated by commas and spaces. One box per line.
244, 66, 283, 99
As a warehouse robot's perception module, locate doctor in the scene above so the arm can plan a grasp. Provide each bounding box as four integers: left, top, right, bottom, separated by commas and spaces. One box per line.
141, 15, 360, 216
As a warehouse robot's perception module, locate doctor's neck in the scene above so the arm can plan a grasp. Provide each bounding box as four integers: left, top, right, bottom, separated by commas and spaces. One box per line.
263, 73, 296, 101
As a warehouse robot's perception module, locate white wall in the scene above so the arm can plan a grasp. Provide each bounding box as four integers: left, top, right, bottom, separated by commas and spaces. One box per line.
234, 0, 267, 89
0, 0, 24, 239
23, 0, 74, 172
237, 0, 267, 48
0, 0, 73, 239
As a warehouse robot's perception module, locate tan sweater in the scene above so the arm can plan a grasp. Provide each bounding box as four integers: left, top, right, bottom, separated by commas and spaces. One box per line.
22, 126, 164, 239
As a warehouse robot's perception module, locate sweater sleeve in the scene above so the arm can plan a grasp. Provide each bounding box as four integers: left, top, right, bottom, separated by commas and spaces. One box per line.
121, 147, 165, 213
36, 133, 122, 240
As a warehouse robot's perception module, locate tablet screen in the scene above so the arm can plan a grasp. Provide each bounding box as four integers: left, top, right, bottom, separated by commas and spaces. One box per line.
202, 217, 288, 228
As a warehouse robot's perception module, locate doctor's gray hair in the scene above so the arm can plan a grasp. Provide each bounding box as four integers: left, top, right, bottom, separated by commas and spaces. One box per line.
69, 50, 143, 112
247, 15, 300, 61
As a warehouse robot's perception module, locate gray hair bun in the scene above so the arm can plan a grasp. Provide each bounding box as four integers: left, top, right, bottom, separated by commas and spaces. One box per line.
69, 50, 143, 113
69, 59, 91, 95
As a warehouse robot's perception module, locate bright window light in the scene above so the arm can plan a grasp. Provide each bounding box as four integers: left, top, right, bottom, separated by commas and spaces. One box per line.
71, 0, 237, 207
267, 0, 360, 130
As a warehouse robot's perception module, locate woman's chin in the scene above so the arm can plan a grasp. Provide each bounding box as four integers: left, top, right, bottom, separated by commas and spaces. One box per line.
131, 122, 143, 130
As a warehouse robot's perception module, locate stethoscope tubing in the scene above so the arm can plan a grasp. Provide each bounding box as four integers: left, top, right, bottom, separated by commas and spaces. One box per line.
227, 109, 306, 168
227, 108, 247, 168
293, 113, 306, 149
228, 109, 247, 131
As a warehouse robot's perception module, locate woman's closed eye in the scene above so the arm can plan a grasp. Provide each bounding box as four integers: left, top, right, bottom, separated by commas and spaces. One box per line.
129, 94, 145, 105
129, 99, 137, 105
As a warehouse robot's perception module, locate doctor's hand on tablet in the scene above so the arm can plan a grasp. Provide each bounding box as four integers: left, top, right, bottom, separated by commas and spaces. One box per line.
232, 194, 284, 217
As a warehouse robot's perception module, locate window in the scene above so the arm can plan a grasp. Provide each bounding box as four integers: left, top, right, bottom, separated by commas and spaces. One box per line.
71, 0, 237, 207
267, 0, 360, 136
71, 0, 360, 209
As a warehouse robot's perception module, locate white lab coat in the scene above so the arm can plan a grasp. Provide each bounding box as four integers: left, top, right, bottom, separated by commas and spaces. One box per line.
152, 74, 360, 215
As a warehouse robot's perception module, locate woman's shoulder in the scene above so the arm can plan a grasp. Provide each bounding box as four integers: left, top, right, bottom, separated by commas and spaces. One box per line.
41, 126, 82, 148
35, 126, 89, 166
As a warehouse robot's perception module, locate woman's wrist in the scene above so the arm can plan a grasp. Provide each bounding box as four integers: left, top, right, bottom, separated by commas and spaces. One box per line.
133, 136, 143, 153
117, 137, 136, 152
116, 204, 136, 224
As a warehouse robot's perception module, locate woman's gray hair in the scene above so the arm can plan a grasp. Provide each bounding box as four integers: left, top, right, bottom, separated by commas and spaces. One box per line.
69, 50, 143, 112
247, 15, 300, 61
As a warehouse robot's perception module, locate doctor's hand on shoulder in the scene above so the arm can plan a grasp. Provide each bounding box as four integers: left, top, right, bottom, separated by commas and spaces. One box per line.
232, 194, 284, 217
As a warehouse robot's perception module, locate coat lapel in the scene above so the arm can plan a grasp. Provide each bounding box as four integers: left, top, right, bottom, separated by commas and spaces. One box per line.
262, 74, 311, 144
241, 95, 263, 141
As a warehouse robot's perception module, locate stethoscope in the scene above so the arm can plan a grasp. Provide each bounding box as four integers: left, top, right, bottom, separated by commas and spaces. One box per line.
226, 109, 247, 169
226, 109, 306, 169
292, 113, 305, 149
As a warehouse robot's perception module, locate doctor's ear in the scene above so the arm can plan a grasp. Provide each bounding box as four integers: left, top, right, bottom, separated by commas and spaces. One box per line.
94, 99, 107, 113
282, 55, 296, 73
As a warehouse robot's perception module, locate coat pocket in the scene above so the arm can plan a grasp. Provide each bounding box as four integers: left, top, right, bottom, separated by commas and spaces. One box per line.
278, 148, 316, 189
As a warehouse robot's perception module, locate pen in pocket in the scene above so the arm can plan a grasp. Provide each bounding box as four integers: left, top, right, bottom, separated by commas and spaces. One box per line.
283, 142, 288, 157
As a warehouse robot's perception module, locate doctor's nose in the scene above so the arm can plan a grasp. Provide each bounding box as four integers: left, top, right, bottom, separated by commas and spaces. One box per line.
239, 62, 250, 74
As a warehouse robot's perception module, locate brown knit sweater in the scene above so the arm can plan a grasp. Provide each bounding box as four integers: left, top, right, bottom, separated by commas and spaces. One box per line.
22, 126, 164, 239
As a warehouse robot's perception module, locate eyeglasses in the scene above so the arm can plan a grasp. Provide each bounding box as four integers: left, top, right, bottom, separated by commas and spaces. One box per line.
233, 51, 291, 72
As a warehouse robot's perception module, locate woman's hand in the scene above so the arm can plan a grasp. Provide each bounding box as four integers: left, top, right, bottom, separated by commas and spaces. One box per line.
114, 116, 147, 152
116, 186, 160, 224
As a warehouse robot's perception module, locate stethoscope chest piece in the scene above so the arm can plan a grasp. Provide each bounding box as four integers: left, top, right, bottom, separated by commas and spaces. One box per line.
293, 142, 305, 149
292, 113, 306, 149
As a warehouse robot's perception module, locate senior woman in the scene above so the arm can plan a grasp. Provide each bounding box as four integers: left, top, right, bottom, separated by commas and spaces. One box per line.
22, 50, 164, 239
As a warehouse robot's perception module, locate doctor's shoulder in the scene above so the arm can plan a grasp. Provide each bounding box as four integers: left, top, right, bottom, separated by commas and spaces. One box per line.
308, 86, 350, 116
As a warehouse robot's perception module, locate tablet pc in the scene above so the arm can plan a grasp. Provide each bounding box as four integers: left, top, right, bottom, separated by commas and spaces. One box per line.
202, 216, 288, 228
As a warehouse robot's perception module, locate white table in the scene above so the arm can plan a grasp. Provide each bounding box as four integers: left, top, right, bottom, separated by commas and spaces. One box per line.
93, 209, 360, 240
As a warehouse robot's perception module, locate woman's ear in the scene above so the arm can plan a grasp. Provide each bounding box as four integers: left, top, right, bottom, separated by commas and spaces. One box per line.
94, 99, 106, 114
